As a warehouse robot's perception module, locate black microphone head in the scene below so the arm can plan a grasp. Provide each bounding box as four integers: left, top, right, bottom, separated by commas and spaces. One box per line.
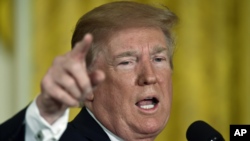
186, 120, 225, 141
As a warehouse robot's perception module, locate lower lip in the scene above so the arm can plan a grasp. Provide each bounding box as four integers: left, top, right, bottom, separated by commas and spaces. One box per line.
136, 103, 159, 114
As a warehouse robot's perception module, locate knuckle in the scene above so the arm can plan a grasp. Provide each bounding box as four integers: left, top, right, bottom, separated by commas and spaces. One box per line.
67, 100, 78, 107
58, 94, 77, 107
79, 81, 89, 90
80, 85, 92, 97
70, 62, 82, 72
63, 77, 76, 87
79, 77, 91, 87
83, 86, 92, 95
41, 75, 52, 89
50, 88, 63, 101
53, 56, 64, 65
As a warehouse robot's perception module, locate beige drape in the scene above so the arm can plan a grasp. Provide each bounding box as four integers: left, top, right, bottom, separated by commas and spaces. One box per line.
1, 0, 249, 140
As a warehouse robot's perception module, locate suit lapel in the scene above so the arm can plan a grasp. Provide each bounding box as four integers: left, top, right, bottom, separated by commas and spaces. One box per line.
0, 107, 26, 141
67, 107, 110, 141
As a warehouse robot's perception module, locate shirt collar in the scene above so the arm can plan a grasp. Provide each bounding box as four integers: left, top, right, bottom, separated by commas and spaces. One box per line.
86, 108, 124, 141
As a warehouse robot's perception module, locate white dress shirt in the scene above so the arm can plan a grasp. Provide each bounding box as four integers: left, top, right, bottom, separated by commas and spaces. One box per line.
25, 98, 69, 141
25, 98, 123, 141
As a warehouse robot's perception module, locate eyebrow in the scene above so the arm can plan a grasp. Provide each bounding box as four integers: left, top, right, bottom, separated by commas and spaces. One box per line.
151, 46, 168, 55
113, 46, 168, 59
114, 51, 138, 59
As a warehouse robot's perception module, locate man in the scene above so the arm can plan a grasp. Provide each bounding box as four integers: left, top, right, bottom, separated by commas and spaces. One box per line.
0, 1, 177, 141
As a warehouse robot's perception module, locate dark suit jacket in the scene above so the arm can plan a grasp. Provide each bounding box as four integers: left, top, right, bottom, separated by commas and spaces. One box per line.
0, 107, 111, 141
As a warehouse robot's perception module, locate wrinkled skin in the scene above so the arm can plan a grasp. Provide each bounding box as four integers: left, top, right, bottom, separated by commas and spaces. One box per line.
86, 27, 173, 141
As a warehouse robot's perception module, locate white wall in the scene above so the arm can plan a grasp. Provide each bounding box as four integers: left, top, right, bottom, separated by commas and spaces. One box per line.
0, 41, 15, 123
0, 0, 32, 123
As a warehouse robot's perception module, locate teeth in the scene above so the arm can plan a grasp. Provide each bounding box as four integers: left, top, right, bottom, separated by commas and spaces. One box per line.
140, 104, 155, 109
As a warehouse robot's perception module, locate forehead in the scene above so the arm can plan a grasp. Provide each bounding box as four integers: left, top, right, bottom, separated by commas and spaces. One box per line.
105, 27, 168, 55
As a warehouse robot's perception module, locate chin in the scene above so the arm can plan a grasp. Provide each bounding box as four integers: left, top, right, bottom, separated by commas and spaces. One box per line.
138, 118, 166, 135
135, 125, 163, 140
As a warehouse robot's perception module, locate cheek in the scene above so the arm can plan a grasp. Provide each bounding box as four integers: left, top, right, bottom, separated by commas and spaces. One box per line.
158, 69, 172, 87
105, 73, 138, 112
107, 70, 137, 92
158, 71, 173, 103
94, 73, 133, 107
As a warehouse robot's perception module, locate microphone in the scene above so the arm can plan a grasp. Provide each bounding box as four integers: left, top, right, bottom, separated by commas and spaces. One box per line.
186, 120, 225, 141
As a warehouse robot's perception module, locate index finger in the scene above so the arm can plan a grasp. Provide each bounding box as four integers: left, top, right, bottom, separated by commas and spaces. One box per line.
70, 33, 93, 60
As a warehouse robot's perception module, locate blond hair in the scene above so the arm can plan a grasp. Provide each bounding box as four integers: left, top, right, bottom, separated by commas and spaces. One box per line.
71, 1, 178, 68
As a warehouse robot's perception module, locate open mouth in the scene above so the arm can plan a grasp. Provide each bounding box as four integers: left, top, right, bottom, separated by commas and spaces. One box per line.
135, 97, 159, 110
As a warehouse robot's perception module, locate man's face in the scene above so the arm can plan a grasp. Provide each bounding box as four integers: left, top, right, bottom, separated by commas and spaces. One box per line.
89, 27, 172, 140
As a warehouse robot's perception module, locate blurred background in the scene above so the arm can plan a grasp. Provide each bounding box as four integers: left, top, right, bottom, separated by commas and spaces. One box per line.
0, 0, 249, 140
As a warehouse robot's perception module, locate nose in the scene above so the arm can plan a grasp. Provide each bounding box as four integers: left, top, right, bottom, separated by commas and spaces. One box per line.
138, 63, 157, 86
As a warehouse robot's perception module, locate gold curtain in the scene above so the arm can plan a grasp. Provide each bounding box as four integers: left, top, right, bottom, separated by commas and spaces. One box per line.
32, 0, 250, 141
0, 0, 13, 51
1, 0, 249, 140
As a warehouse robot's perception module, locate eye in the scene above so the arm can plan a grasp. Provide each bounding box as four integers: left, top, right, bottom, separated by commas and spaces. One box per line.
116, 57, 137, 69
117, 60, 135, 69
154, 57, 166, 62
119, 61, 131, 65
